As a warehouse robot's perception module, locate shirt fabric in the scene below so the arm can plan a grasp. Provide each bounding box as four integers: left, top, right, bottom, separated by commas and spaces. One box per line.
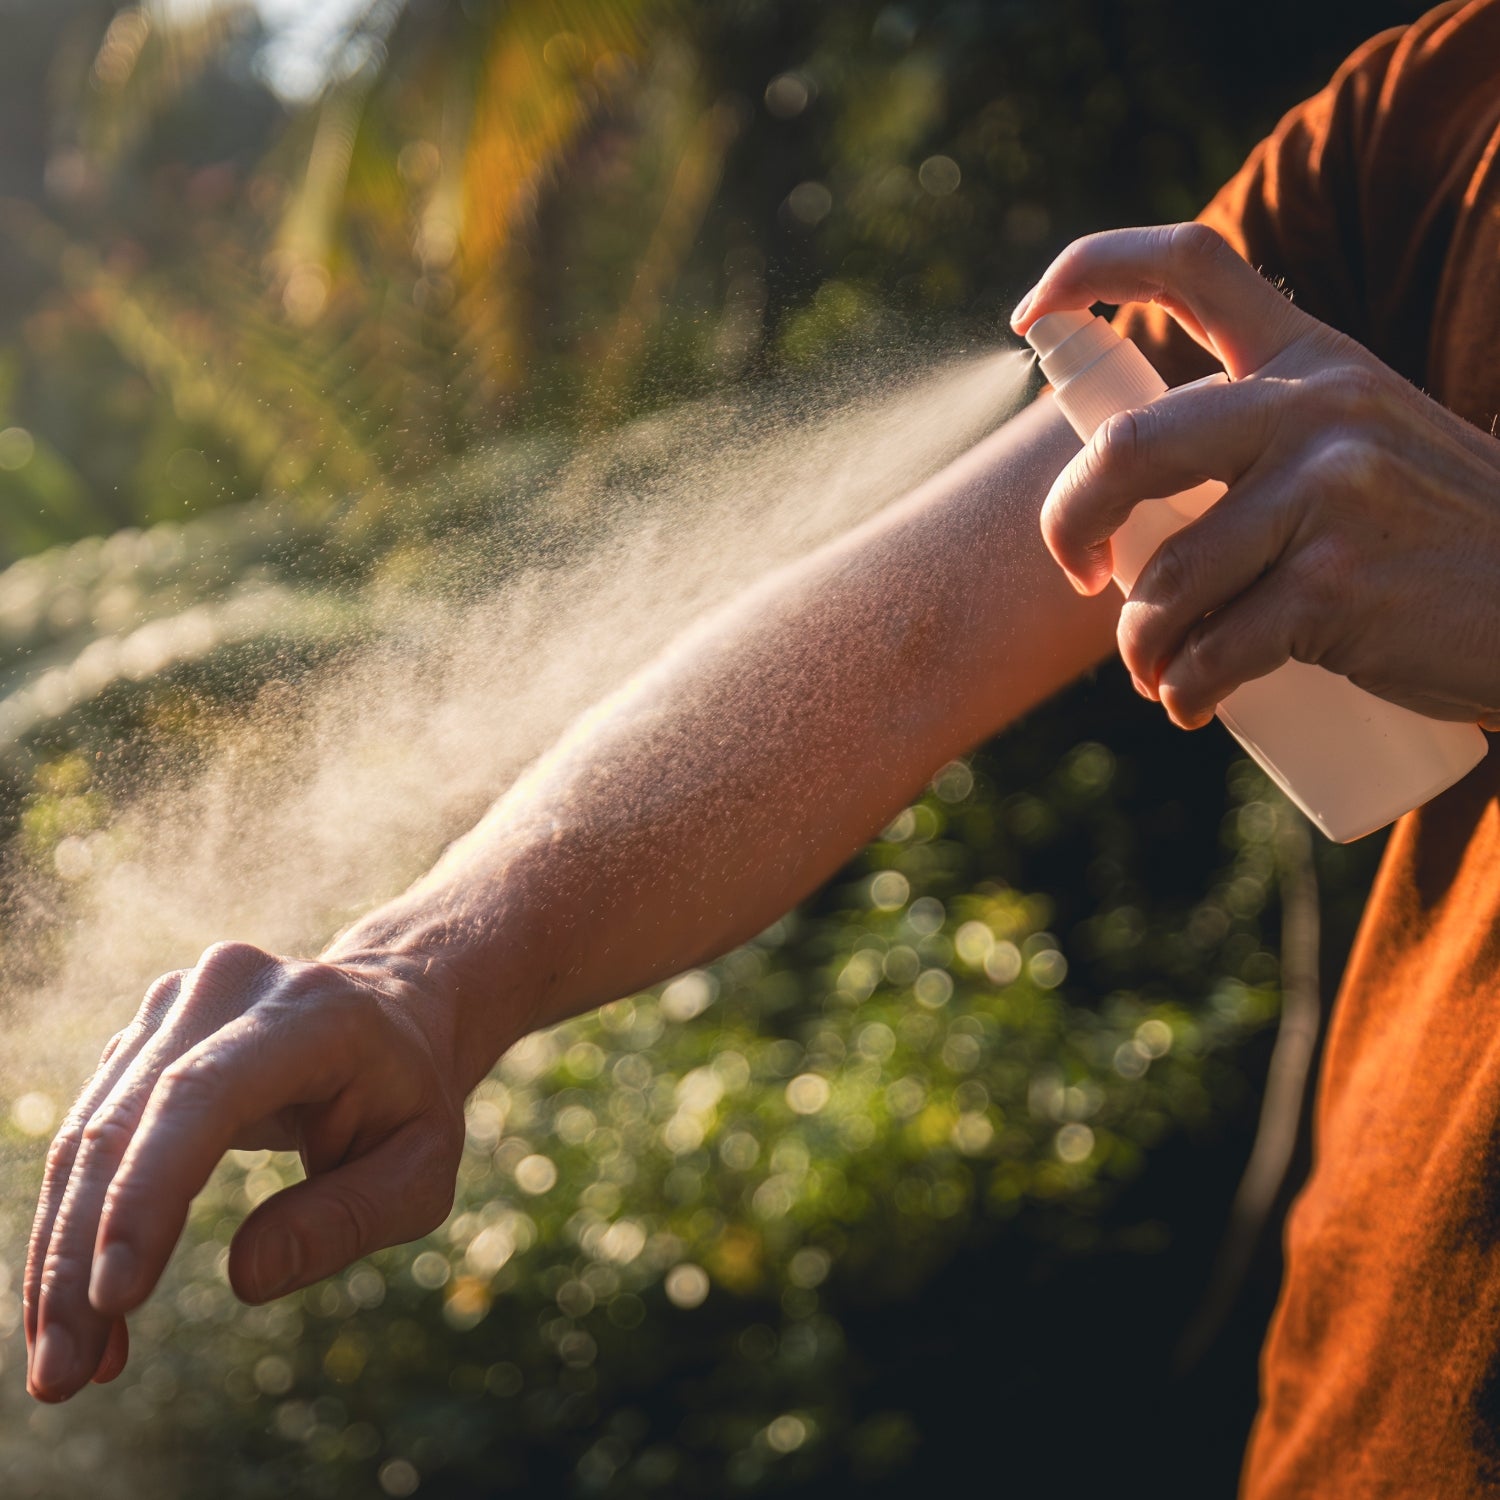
1112, 3, 1500, 1492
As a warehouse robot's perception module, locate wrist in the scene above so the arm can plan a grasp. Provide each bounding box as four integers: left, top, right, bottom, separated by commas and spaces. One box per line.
321, 852, 564, 1098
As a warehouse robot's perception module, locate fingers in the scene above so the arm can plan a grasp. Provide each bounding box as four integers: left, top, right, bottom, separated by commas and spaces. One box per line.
91, 1317, 129, 1385
1012, 222, 1310, 378
1154, 573, 1321, 728
29, 944, 283, 1401
28, 942, 459, 1405
29, 949, 280, 1401
87, 1002, 363, 1322
1041, 376, 1280, 591
1115, 468, 1303, 695
228, 1124, 456, 1304
25, 971, 183, 1392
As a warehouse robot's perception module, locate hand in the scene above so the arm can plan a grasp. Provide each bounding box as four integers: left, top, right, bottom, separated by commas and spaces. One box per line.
1011, 222, 1500, 731
24, 940, 469, 1403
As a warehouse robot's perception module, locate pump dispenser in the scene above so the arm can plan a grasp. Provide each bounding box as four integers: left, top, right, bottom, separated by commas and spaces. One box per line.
1025, 310, 1487, 843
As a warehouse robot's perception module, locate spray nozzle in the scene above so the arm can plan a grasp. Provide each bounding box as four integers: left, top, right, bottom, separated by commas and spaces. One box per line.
1024, 309, 1094, 361
1019, 309, 1166, 439
1022, 310, 1126, 391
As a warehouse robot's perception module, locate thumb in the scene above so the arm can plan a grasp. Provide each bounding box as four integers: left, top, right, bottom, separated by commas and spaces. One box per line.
228, 1127, 455, 1303
1012, 222, 1310, 378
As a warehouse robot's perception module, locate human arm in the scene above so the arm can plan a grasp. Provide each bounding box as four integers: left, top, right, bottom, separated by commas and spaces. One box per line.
25, 393, 1120, 1401
1012, 221, 1500, 731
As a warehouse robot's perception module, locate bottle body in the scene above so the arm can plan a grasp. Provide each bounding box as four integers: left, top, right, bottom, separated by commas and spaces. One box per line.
1027, 311, 1486, 843
1216, 661, 1485, 843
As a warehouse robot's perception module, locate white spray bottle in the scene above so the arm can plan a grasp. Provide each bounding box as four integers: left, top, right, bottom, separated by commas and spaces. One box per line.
1025, 309, 1487, 843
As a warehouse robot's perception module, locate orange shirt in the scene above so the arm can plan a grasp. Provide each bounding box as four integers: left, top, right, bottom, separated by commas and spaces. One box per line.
1115, 3, 1500, 1492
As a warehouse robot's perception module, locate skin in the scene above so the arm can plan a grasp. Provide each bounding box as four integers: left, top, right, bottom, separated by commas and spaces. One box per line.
26, 221, 1499, 1403
1012, 222, 1500, 731
23, 394, 1118, 1401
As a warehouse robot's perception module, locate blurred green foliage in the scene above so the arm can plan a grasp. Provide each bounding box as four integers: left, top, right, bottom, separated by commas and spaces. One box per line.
5, 744, 1294, 1498
0, 0, 1434, 1495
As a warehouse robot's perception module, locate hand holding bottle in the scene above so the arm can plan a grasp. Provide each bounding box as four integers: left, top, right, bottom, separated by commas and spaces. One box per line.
1011, 222, 1500, 735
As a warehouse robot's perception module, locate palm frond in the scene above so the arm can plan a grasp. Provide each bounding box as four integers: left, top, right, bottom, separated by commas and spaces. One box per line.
460, 0, 653, 271
453, 0, 661, 389
0, 201, 388, 508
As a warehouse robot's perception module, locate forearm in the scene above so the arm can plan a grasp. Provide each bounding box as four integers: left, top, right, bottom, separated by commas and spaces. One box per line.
26, 395, 1117, 1400
325, 396, 1117, 1085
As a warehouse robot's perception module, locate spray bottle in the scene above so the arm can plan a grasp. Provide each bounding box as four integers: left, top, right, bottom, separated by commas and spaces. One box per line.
1025, 309, 1487, 842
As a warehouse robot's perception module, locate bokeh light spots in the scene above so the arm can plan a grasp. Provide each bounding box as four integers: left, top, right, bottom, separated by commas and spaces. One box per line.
914, 968, 953, 1009
664, 1263, 710, 1309
906, 895, 945, 934
660, 970, 716, 1022
917, 154, 961, 196
1054, 1123, 1096, 1165
0, 427, 35, 471
1027, 948, 1068, 989
983, 940, 1023, 985
376, 1458, 420, 1497
514, 1154, 558, 1195
951, 1113, 994, 1155
788, 1247, 831, 1288
869, 870, 910, 910
785, 1073, 830, 1115
765, 1411, 810, 1453
930, 760, 974, 803
9, 1091, 56, 1136
1136, 1019, 1174, 1057
409, 1252, 451, 1291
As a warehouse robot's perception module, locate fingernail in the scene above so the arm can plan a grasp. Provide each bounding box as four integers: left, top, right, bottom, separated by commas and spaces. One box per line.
1010, 286, 1036, 329
252, 1227, 302, 1301
1167, 701, 1210, 731
31, 1324, 76, 1395
90, 1243, 140, 1313
1131, 675, 1151, 699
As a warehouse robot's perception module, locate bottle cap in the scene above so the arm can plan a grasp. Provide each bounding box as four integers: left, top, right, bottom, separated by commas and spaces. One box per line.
1025, 311, 1122, 389
1025, 309, 1094, 360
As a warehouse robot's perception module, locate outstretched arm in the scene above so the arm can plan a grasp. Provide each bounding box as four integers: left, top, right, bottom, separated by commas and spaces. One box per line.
25, 392, 1118, 1402
338, 393, 1116, 1063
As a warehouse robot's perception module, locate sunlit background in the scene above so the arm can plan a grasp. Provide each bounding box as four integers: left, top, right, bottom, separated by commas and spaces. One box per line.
0, 2, 1433, 1496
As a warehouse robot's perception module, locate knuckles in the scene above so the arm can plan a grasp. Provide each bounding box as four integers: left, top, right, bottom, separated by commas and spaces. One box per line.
155, 1047, 231, 1115
195, 939, 275, 973
42, 1127, 84, 1186
139, 971, 187, 1020
190, 941, 275, 992
1138, 536, 1192, 611
1178, 622, 1231, 688
1282, 535, 1356, 633
1044, 407, 1153, 564
1285, 367, 1401, 503
1094, 407, 1148, 478
1159, 625, 1231, 724
1167, 221, 1231, 269
1116, 541, 1195, 678
326, 1184, 380, 1259
1298, 362, 1389, 424
80, 1102, 143, 1157
1303, 434, 1386, 499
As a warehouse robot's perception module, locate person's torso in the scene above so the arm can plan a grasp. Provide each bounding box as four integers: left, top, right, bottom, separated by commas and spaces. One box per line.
1243, 24, 1500, 1490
